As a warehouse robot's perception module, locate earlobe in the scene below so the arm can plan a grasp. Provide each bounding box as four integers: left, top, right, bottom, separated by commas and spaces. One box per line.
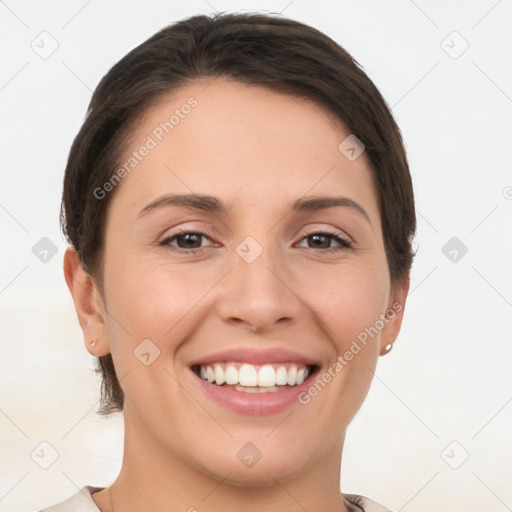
63, 246, 110, 357
379, 273, 410, 356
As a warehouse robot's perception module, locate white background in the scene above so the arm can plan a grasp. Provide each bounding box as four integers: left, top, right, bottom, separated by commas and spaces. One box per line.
1, 1, 511, 511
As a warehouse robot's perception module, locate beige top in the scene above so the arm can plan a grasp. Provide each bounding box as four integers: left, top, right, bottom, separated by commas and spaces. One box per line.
37, 485, 394, 512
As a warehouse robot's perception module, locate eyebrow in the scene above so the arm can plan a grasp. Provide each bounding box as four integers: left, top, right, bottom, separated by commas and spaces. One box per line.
137, 193, 372, 227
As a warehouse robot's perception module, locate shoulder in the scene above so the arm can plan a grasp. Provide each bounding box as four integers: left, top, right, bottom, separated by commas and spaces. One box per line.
37, 486, 104, 512
344, 493, 395, 512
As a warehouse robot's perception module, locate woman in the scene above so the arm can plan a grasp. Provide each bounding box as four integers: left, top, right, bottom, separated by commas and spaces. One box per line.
41, 11, 415, 512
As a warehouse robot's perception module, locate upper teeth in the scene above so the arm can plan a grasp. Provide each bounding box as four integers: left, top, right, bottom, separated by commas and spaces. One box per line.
198, 363, 310, 387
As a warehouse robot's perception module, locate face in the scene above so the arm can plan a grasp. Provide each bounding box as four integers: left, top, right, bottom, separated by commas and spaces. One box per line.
79, 77, 408, 484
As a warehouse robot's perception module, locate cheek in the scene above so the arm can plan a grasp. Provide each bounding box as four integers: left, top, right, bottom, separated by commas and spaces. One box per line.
101, 257, 207, 413
105, 257, 209, 341
293, 266, 388, 430
302, 259, 390, 349
104, 245, 390, 355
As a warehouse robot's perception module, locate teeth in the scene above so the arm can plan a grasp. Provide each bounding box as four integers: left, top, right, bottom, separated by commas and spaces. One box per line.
234, 385, 283, 393
287, 365, 297, 386
214, 363, 225, 385
196, 362, 312, 388
239, 364, 258, 386
225, 366, 239, 385
258, 364, 276, 387
275, 365, 288, 385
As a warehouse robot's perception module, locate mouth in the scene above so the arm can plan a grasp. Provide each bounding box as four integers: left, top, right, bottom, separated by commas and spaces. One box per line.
188, 347, 321, 415
191, 361, 320, 393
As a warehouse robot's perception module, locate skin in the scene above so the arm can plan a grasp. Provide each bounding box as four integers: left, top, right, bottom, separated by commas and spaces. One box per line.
64, 76, 409, 512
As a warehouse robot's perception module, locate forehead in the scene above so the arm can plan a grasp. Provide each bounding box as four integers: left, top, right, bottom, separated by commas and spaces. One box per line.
108, 76, 379, 221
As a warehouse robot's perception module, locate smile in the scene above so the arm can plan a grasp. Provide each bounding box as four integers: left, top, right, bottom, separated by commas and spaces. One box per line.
188, 347, 320, 414
192, 362, 316, 392
190, 361, 320, 414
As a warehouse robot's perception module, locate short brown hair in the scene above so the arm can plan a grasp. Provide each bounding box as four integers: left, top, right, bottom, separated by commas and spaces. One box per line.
61, 12, 416, 415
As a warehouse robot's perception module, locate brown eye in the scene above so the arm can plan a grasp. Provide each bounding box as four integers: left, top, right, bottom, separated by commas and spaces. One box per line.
174, 233, 203, 249
160, 231, 212, 251
298, 232, 352, 252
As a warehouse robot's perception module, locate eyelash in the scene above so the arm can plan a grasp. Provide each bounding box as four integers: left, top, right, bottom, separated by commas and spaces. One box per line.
159, 228, 353, 254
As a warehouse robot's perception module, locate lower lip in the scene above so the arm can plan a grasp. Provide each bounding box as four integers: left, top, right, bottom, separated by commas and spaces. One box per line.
191, 369, 315, 415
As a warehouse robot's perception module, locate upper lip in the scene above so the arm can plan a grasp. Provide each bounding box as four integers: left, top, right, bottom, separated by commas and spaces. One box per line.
189, 347, 320, 367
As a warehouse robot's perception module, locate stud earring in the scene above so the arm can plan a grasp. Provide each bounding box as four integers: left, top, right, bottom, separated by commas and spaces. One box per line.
90, 339, 97, 347
383, 342, 393, 354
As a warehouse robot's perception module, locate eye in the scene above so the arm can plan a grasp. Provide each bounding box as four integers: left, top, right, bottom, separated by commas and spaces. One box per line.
296, 231, 352, 252
159, 229, 353, 254
159, 230, 214, 252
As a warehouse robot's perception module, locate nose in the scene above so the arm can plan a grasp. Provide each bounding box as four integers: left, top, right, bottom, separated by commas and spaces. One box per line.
215, 245, 303, 334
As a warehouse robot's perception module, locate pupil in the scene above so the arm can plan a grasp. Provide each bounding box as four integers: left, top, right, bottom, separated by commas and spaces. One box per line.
311, 234, 328, 248
180, 233, 200, 248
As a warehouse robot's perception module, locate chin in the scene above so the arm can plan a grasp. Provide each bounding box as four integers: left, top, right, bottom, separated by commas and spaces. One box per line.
187, 435, 316, 487
201, 455, 311, 488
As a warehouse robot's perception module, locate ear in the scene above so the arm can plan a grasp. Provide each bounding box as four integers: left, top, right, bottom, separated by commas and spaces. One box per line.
63, 245, 110, 357
378, 272, 410, 356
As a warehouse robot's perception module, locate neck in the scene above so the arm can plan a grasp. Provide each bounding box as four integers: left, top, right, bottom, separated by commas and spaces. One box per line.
106, 407, 350, 512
